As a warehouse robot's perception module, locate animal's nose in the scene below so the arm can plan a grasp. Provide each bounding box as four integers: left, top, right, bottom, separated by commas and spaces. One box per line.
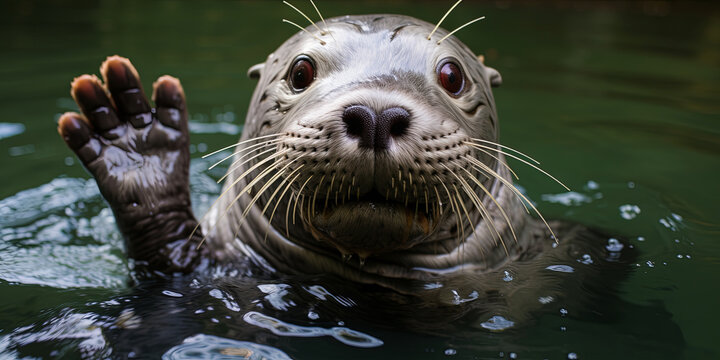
342, 105, 410, 150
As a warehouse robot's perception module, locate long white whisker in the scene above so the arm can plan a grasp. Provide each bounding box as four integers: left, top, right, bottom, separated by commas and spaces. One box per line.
437, 16, 485, 45
217, 146, 280, 184
464, 155, 558, 243
458, 164, 519, 244
427, 0, 462, 40
465, 142, 570, 191
469, 138, 540, 164
202, 133, 282, 159
209, 138, 282, 171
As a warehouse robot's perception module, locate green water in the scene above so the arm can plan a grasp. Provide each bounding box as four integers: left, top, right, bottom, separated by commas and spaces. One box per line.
1, 1, 719, 359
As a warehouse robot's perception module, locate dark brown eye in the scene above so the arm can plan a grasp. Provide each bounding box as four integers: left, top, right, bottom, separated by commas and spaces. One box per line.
438, 61, 464, 95
289, 57, 315, 91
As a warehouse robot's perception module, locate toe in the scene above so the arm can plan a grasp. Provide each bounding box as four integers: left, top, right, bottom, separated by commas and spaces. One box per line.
100, 55, 152, 128
70, 74, 123, 137
152, 75, 187, 131
58, 112, 103, 165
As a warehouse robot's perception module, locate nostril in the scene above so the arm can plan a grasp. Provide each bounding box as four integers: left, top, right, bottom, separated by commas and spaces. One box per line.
381, 107, 410, 137
342, 105, 376, 148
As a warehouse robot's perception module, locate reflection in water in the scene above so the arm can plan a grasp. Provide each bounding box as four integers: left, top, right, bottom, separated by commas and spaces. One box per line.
243, 311, 383, 348
163, 334, 292, 360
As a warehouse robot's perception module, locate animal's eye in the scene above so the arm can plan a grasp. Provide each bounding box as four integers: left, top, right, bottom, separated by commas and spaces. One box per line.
438, 60, 465, 96
289, 57, 315, 91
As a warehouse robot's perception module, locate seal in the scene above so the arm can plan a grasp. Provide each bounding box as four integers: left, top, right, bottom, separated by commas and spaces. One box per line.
58, 14, 576, 291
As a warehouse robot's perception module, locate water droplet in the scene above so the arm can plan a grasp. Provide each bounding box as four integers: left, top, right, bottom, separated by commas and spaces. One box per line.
162, 290, 183, 298
538, 296, 554, 304
619, 204, 641, 220
546, 265, 574, 273
578, 254, 593, 265
480, 315, 515, 331
606, 238, 624, 252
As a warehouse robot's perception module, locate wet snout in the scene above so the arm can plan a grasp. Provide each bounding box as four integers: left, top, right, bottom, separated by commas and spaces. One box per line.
342, 105, 411, 151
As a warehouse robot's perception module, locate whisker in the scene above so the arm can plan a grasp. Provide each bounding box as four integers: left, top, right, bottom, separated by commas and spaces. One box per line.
458, 164, 519, 244
324, 172, 336, 212
437, 178, 463, 243
468, 144, 520, 180
192, 150, 288, 248
202, 133, 282, 159
465, 141, 570, 191
217, 147, 280, 184
237, 158, 300, 225
427, 0, 463, 40
444, 164, 504, 249
282, 19, 326, 45
209, 138, 281, 171
464, 155, 558, 243
311, 174, 326, 216
293, 175, 313, 225
469, 138, 540, 164
437, 16, 485, 45
196, 153, 287, 248
284, 1, 325, 34
264, 166, 304, 241
310, 0, 334, 40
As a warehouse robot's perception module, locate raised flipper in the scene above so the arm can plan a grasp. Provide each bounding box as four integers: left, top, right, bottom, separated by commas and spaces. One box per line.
58, 56, 209, 273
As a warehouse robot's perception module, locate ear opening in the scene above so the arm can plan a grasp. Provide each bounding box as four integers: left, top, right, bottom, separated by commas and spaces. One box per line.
247, 63, 265, 80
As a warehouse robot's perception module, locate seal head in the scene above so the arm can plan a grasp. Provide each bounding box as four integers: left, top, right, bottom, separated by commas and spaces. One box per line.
210, 15, 532, 286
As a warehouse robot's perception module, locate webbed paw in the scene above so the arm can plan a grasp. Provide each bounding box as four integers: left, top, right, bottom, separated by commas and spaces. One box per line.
58, 56, 190, 213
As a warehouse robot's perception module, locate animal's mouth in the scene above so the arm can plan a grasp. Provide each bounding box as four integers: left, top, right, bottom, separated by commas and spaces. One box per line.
304, 185, 440, 258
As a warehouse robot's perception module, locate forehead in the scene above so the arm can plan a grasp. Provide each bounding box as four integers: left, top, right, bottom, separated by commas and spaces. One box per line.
283, 15, 460, 75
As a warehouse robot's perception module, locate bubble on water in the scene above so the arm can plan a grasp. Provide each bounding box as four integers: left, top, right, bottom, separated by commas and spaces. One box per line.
586, 180, 599, 190
509, 352, 518, 359
444, 348, 457, 355
578, 254, 593, 265
560, 308, 568, 317
480, 316, 515, 331
646, 261, 655, 268
307, 311, 319, 320
546, 265, 574, 273
619, 204, 641, 220
162, 290, 183, 298
503, 270, 513, 282
568, 352, 578, 359
606, 238, 624, 252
